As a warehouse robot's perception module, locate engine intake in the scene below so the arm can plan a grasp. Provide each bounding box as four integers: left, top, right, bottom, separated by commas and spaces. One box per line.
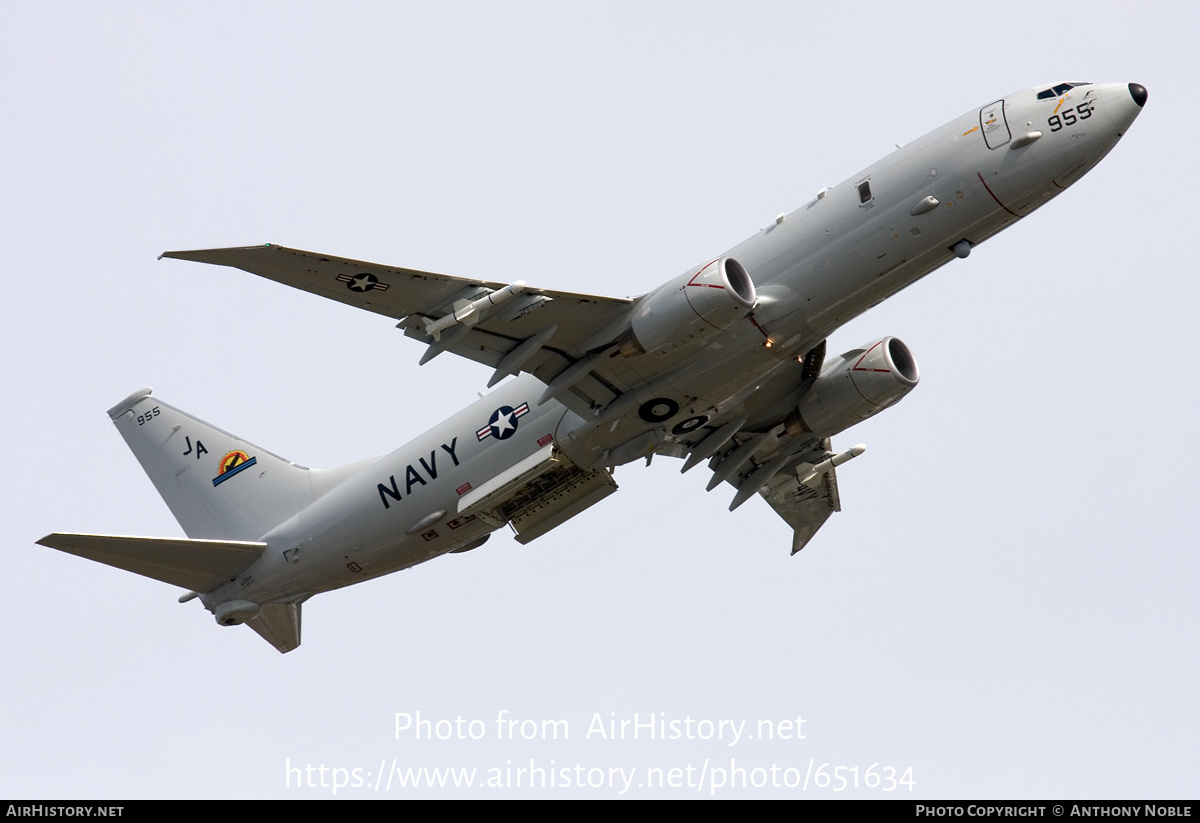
788, 337, 919, 438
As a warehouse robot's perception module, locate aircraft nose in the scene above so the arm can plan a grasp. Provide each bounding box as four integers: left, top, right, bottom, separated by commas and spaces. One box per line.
1098, 82, 1145, 135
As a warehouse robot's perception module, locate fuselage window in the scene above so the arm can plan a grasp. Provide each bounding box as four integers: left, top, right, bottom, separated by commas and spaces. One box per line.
858, 181, 873, 203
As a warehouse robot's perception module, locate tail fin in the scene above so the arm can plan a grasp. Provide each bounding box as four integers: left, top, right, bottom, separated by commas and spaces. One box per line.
109, 388, 322, 541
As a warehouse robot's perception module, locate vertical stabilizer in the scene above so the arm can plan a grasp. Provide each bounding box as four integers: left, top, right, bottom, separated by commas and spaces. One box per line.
108, 388, 320, 541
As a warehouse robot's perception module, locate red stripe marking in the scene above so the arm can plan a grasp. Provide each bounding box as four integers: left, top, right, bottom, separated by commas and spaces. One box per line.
686, 259, 725, 289
977, 171, 1020, 217
849, 343, 888, 406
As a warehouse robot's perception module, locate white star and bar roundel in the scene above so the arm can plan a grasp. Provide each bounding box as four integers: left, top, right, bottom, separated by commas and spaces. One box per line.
476, 403, 530, 441
336, 272, 390, 293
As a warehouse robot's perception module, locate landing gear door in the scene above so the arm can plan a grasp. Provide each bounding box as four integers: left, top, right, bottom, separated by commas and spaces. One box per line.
980, 99, 1011, 149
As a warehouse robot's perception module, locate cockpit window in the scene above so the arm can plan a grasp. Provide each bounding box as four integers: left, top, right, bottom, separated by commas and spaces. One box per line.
857, 180, 872, 203
1037, 81, 1093, 100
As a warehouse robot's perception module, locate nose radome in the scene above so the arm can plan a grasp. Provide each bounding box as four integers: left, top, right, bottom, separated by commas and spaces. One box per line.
1128, 83, 1148, 108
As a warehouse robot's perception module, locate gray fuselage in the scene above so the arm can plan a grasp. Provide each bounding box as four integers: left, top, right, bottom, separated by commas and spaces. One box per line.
203, 82, 1144, 611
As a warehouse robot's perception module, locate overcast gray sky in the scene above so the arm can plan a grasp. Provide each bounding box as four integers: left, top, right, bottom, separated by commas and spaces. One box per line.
3, 1, 1196, 799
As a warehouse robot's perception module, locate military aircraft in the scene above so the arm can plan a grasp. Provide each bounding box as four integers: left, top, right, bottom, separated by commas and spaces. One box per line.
38, 81, 1147, 652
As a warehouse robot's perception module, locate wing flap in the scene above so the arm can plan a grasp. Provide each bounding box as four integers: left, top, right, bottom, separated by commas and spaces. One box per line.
36, 533, 266, 592
398, 323, 615, 417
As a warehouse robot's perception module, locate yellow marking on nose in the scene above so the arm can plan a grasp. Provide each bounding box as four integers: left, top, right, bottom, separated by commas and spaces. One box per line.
963, 126, 979, 135
1053, 94, 1069, 114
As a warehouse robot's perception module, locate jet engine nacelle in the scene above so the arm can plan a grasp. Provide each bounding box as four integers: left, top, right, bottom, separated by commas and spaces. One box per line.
788, 337, 919, 438
619, 257, 757, 357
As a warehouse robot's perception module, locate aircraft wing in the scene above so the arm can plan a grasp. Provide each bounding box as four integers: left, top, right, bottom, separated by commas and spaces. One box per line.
162, 245, 635, 418
704, 432, 847, 555
758, 459, 842, 554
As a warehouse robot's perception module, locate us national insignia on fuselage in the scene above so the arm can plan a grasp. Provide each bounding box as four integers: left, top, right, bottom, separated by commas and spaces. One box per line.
212, 450, 257, 487
476, 403, 530, 442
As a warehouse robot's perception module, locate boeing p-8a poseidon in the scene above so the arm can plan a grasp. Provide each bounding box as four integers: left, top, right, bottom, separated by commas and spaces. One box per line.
38, 81, 1147, 652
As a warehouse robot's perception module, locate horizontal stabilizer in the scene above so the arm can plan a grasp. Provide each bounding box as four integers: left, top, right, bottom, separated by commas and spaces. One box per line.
246, 602, 302, 654
36, 533, 266, 592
